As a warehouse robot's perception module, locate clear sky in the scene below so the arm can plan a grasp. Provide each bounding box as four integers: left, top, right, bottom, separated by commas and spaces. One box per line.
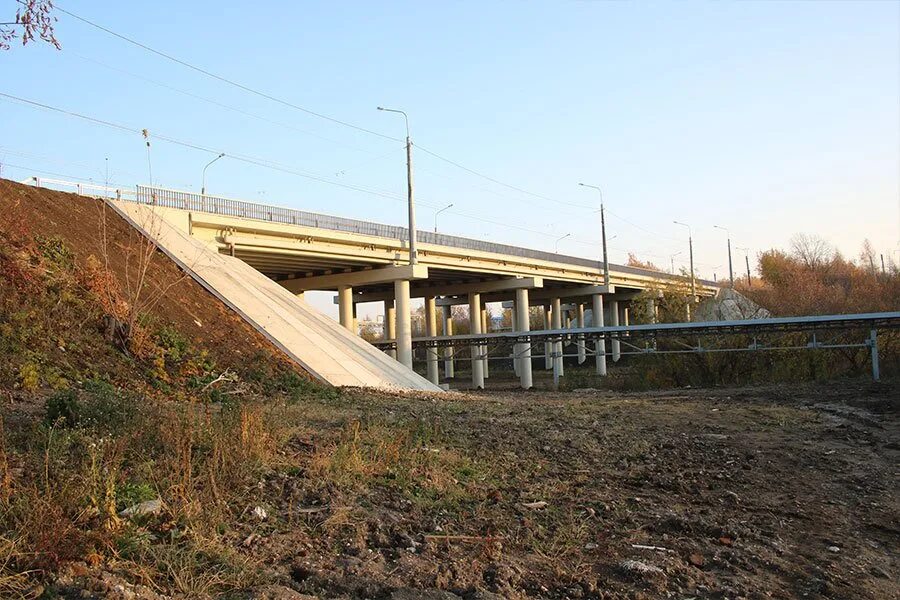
2, 1, 899, 317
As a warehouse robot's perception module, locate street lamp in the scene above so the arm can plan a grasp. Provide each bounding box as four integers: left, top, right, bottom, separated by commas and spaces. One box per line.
737, 246, 752, 288
201, 153, 226, 197
434, 203, 453, 233
555, 233, 571, 253
673, 221, 696, 299
378, 106, 417, 265
578, 183, 610, 287
713, 225, 734, 288
669, 251, 682, 274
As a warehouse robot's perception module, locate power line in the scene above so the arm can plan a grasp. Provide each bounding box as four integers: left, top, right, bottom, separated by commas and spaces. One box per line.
69, 52, 382, 156
0, 91, 413, 203
0, 91, 689, 263
57, 7, 611, 216
56, 7, 402, 143
415, 144, 598, 211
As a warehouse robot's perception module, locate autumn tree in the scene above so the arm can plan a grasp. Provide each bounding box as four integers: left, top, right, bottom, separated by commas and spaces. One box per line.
1, 0, 59, 50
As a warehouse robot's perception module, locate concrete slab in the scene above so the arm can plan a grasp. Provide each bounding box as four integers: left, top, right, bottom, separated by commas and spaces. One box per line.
111, 201, 442, 392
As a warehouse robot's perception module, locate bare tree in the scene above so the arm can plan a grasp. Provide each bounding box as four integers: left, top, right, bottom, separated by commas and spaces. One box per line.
1, 0, 60, 50
790, 233, 833, 271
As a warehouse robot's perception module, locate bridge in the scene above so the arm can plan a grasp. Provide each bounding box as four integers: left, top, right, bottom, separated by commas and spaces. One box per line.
24, 178, 718, 390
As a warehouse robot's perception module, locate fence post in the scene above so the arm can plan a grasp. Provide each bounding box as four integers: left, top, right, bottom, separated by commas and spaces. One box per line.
870, 329, 880, 382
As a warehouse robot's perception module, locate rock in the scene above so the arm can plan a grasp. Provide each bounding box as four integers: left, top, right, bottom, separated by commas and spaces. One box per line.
118, 499, 163, 518
827, 545, 840, 553
692, 288, 771, 322
252, 505, 268, 521
620, 559, 663, 575
390, 589, 461, 600
247, 585, 319, 600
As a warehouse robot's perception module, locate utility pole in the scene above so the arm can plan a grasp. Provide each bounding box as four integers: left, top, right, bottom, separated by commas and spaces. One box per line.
378, 107, 417, 265
881, 254, 886, 275
674, 221, 696, 299
714, 225, 734, 288
737, 246, 751, 287
578, 183, 610, 287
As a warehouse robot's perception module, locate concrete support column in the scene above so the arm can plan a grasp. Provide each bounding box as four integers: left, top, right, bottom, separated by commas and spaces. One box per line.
551, 297, 564, 377
424, 296, 439, 385
441, 304, 454, 378
592, 294, 607, 376
515, 287, 533, 389
511, 308, 520, 377
610, 299, 621, 362
481, 307, 490, 378
395, 279, 413, 369
576, 303, 586, 364
338, 285, 354, 331
544, 305, 553, 370
468, 293, 485, 389
646, 298, 657, 324
384, 300, 396, 359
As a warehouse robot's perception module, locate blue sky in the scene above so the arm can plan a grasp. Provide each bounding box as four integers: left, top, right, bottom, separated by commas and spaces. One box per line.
2, 0, 899, 290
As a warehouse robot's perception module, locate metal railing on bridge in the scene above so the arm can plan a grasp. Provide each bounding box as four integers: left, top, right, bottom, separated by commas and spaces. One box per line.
23, 177, 711, 286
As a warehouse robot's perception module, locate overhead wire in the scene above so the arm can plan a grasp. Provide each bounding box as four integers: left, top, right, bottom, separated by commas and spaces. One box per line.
56, 6, 402, 143
56, 6, 696, 253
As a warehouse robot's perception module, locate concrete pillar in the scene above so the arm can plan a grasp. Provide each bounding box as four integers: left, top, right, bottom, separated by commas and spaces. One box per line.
384, 300, 396, 359
481, 307, 490, 378
511, 308, 520, 376
610, 299, 621, 362
576, 303, 586, 364
544, 305, 553, 370
515, 287, 533, 389
592, 294, 607, 376
441, 304, 454, 378
469, 293, 484, 389
424, 296, 439, 385
551, 297, 564, 376
352, 302, 358, 335
395, 280, 413, 369
646, 298, 657, 324
338, 285, 353, 330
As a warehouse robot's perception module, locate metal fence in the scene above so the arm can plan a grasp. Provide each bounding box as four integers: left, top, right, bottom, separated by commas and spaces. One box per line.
133, 184, 702, 283
25, 177, 707, 285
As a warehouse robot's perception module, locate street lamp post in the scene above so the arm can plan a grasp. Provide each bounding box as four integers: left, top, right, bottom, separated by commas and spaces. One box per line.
673, 221, 696, 299
201, 153, 226, 197
378, 106, 417, 265
669, 251, 682, 274
554, 233, 571, 253
434, 203, 453, 233
713, 225, 734, 288
578, 183, 610, 287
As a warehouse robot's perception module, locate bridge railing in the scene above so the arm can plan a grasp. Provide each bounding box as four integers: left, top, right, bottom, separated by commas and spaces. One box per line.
23, 177, 711, 287
133, 184, 704, 284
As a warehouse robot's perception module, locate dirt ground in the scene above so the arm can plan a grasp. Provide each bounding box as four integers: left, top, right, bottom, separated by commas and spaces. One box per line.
51, 379, 894, 600
0, 178, 304, 380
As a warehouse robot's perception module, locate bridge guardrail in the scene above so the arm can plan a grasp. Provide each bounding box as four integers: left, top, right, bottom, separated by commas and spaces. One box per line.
21, 177, 713, 288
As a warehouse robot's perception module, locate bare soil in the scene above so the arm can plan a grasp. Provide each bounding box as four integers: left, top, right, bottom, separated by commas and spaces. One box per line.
55, 381, 893, 600
0, 178, 305, 379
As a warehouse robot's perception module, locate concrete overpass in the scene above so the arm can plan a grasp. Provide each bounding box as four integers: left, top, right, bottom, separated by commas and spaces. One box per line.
26, 178, 718, 390
129, 184, 716, 386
